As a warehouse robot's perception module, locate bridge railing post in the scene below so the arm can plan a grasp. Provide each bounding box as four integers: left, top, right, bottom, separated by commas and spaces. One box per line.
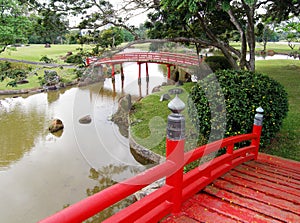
166, 95, 185, 214
251, 107, 264, 159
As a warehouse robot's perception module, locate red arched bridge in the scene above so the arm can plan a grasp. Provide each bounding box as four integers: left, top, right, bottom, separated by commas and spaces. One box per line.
40, 98, 300, 222
86, 52, 202, 80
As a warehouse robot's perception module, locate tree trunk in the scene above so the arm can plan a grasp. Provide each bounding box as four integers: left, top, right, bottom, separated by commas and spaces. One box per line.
218, 44, 240, 70
243, 1, 256, 71
228, 9, 247, 70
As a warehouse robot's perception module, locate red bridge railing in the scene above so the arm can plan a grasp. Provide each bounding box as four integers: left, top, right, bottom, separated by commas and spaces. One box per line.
40, 97, 264, 223
86, 52, 201, 67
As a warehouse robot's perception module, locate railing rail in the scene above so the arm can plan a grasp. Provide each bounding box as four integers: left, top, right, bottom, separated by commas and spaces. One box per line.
87, 52, 201, 67
40, 99, 264, 223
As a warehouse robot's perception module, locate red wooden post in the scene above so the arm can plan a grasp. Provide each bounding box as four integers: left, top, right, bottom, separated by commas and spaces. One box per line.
86, 57, 90, 66
111, 64, 115, 83
120, 63, 124, 81
138, 62, 142, 85
167, 64, 171, 79
166, 95, 185, 214
146, 62, 149, 82
120, 63, 124, 90
251, 107, 264, 159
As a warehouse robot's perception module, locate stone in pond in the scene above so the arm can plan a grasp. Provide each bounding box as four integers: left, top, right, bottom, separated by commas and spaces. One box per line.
49, 119, 64, 133
79, 115, 92, 124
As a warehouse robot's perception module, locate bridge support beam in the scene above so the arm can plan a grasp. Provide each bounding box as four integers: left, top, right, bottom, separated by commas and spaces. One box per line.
120, 63, 124, 81
167, 64, 171, 79
120, 63, 124, 89
138, 62, 142, 85
146, 62, 149, 82
111, 64, 115, 83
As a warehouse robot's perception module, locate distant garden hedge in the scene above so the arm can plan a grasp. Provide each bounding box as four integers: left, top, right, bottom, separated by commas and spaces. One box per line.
204, 56, 233, 71
187, 69, 289, 147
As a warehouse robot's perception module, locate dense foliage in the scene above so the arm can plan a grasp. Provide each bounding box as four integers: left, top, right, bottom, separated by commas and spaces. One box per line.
204, 56, 233, 72
188, 69, 289, 146
0, 0, 31, 53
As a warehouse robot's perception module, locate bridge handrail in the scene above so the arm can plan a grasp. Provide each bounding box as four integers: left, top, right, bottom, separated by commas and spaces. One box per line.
40, 106, 263, 223
88, 52, 201, 67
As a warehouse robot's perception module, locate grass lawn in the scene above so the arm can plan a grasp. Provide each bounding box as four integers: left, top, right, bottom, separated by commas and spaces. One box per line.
0, 65, 78, 90
256, 59, 300, 161
130, 59, 300, 161
230, 42, 299, 54
0, 44, 87, 90
1, 44, 92, 63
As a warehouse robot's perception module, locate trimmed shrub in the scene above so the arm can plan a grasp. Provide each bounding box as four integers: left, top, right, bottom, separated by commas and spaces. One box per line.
65, 54, 84, 64
204, 56, 233, 71
187, 69, 289, 147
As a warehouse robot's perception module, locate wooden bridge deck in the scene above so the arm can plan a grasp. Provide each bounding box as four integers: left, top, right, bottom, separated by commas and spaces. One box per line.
162, 153, 300, 223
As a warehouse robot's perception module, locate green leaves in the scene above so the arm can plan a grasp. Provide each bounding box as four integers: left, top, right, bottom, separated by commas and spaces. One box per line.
188, 69, 289, 147
0, 61, 31, 87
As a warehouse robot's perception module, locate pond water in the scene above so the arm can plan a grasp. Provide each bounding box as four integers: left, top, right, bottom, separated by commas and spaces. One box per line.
0, 62, 166, 222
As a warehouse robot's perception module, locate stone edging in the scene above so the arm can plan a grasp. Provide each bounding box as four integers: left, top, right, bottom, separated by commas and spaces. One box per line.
0, 81, 78, 96
128, 131, 165, 165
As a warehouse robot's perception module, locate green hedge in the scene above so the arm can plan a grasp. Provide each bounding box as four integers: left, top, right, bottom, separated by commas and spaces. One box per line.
187, 69, 289, 146
204, 56, 233, 71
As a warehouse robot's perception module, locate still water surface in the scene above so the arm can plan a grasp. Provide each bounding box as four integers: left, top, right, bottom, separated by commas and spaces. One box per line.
0, 62, 165, 222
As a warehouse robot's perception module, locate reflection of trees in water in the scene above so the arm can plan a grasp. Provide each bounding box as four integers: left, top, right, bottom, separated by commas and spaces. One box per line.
46, 87, 70, 104
83, 164, 144, 222
0, 108, 47, 169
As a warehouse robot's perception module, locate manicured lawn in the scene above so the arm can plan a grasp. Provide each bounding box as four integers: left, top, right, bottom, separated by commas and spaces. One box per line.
230, 42, 299, 54
1, 44, 91, 63
256, 59, 300, 161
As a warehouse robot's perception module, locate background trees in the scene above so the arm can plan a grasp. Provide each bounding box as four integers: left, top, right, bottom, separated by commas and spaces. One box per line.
1, 0, 299, 68
0, 0, 31, 53
144, 0, 299, 71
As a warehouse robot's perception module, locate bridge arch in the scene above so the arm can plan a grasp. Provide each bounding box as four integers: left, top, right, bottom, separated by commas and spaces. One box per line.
86, 52, 202, 81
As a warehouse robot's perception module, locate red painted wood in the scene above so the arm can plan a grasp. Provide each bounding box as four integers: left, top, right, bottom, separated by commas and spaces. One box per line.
244, 163, 300, 186
182, 201, 238, 223
167, 64, 171, 79
258, 153, 300, 172
212, 178, 300, 214
204, 185, 300, 222
103, 185, 173, 223
95, 52, 201, 67
163, 155, 300, 223
235, 165, 300, 189
221, 172, 300, 203
230, 169, 300, 197
162, 214, 199, 223
192, 193, 282, 223
246, 161, 300, 180
184, 133, 256, 165
166, 139, 185, 214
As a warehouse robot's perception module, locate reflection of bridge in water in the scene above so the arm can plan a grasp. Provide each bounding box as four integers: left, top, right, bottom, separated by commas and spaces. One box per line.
86, 52, 202, 84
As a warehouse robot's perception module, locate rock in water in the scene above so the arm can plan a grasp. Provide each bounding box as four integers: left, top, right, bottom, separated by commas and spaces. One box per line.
79, 115, 92, 124
49, 119, 64, 133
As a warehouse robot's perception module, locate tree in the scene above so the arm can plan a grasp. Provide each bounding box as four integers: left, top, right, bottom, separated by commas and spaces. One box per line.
131, 0, 299, 71
30, 9, 69, 44
277, 18, 300, 50
0, 0, 31, 53
256, 23, 278, 52
32, 0, 299, 70
98, 26, 124, 48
